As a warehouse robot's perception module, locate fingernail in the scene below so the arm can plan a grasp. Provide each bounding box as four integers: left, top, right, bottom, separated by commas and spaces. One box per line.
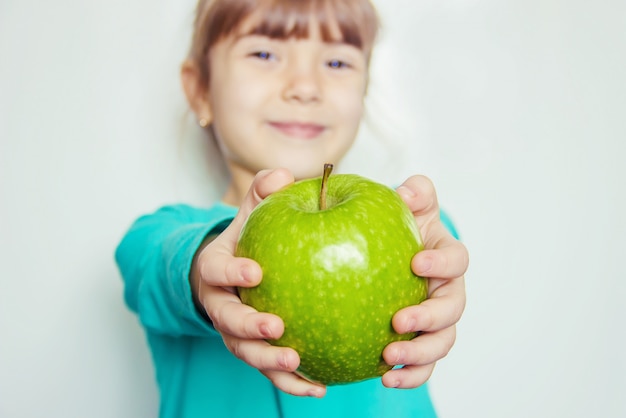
277, 352, 289, 369
417, 257, 432, 275
394, 348, 405, 364
405, 316, 417, 333
260, 324, 272, 339
307, 387, 325, 398
389, 379, 401, 388
397, 186, 416, 199
240, 265, 253, 283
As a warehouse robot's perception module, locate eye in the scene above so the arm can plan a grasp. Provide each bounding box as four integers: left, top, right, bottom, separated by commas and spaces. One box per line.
251, 51, 275, 60
327, 59, 350, 69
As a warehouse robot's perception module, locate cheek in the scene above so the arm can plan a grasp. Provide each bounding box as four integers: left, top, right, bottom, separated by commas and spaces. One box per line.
339, 95, 365, 132
330, 81, 366, 123
212, 84, 259, 118
209, 66, 269, 116
208, 82, 265, 142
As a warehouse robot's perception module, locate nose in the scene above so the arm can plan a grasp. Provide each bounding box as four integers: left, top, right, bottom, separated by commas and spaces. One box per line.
282, 64, 322, 104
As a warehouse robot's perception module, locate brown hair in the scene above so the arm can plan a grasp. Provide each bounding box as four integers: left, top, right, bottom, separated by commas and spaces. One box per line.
187, 0, 380, 88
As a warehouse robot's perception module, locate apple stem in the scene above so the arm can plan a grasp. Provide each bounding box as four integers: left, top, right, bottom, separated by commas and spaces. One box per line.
319, 163, 334, 211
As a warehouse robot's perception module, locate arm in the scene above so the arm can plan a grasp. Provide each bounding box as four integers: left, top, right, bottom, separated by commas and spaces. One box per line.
115, 204, 235, 337
115, 171, 325, 397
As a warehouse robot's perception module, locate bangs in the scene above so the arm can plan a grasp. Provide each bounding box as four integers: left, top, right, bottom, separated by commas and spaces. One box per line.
200, 0, 378, 55
244, 0, 378, 53
190, 0, 379, 86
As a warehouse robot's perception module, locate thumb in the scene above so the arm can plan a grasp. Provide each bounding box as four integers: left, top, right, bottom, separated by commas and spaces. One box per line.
221, 168, 295, 251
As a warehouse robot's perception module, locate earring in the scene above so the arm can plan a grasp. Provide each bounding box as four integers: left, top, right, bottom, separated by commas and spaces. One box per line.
199, 118, 209, 128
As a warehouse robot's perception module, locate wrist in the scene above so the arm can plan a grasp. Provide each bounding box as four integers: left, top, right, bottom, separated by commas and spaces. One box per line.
190, 234, 217, 322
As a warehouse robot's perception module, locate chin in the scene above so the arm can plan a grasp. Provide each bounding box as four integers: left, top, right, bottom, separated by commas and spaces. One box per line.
256, 153, 347, 181
289, 164, 336, 181
281, 156, 347, 181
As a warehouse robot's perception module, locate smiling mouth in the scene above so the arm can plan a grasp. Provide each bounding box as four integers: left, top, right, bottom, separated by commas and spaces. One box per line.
269, 122, 325, 139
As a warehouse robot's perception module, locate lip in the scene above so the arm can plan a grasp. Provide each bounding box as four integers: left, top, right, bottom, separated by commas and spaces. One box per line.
268, 121, 326, 139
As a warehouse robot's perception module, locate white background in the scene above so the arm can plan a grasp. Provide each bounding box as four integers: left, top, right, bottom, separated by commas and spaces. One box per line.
1, 0, 625, 417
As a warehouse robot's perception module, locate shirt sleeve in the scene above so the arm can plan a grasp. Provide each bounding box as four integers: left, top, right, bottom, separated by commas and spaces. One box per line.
114, 204, 236, 337
440, 208, 460, 240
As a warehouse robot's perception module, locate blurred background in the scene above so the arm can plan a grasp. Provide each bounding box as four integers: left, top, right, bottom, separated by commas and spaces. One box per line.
1, 0, 624, 416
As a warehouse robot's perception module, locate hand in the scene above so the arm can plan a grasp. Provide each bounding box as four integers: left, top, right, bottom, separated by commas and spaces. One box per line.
191, 169, 327, 398
381, 175, 469, 389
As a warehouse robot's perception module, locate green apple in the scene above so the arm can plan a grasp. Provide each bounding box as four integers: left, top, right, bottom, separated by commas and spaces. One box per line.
235, 165, 428, 385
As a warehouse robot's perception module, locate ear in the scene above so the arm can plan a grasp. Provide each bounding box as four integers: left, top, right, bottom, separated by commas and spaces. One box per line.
181, 59, 212, 124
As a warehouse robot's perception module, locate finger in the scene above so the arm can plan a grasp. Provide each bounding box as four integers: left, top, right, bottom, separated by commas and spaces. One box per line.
411, 239, 469, 279
262, 370, 327, 398
222, 335, 300, 372
383, 326, 456, 367
396, 176, 469, 279
395, 175, 439, 220
220, 168, 295, 251
392, 277, 466, 333
202, 287, 285, 340
381, 363, 436, 389
197, 168, 294, 288
198, 249, 263, 288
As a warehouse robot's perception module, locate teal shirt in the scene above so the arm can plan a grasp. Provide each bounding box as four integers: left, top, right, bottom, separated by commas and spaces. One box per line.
115, 202, 458, 417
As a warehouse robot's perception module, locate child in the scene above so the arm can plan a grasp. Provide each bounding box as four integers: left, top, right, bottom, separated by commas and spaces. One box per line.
115, 0, 468, 417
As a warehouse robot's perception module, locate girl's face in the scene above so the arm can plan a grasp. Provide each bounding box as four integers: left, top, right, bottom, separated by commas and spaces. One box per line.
203, 17, 368, 182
